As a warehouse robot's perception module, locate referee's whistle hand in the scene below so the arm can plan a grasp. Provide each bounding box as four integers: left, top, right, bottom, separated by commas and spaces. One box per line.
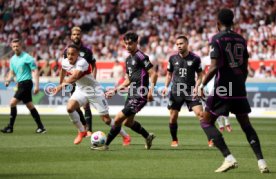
161, 88, 168, 97
34, 87, 39, 94
5, 81, 10, 87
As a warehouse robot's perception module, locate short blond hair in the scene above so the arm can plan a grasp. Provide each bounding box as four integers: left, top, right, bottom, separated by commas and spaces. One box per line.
11, 38, 21, 43
71, 26, 82, 33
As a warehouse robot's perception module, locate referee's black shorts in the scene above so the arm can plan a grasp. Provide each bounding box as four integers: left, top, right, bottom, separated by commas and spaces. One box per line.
14, 80, 33, 104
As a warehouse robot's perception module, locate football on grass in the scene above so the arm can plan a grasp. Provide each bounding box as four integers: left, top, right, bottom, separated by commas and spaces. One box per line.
91, 131, 107, 147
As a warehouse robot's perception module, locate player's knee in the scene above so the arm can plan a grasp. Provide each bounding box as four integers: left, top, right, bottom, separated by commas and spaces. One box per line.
199, 111, 205, 119
67, 107, 75, 113
10, 99, 18, 107
169, 116, 177, 123
194, 111, 202, 119
114, 119, 123, 126
100, 114, 111, 125
10, 101, 17, 107
170, 111, 178, 122
26, 103, 34, 110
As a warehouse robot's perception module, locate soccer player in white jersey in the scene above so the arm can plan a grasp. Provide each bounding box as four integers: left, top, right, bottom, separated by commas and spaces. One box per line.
53, 44, 130, 145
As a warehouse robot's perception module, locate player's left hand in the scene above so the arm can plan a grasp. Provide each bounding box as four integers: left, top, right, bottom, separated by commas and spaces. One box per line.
34, 87, 39, 94
162, 87, 168, 97
147, 88, 154, 102
192, 87, 199, 99
48, 85, 62, 96
105, 89, 116, 99
198, 86, 205, 99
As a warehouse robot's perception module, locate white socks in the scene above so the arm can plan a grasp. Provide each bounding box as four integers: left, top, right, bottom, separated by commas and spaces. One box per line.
217, 116, 224, 128
119, 127, 128, 137
110, 118, 115, 126
258, 159, 267, 166
225, 154, 236, 162
110, 118, 128, 137
224, 117, 230, 126
69, 111, 85, 132
217, 116, 230, 127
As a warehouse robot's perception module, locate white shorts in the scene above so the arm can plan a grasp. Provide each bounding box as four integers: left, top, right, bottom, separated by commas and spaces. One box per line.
70, 88, 109, 115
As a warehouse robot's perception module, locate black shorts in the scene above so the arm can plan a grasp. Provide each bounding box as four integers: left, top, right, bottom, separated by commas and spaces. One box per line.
14, 80, 33, 104
122, 97, 147, 117
205, 94, 251, 116
70, 83, 76, 94
168, 92, 202, 111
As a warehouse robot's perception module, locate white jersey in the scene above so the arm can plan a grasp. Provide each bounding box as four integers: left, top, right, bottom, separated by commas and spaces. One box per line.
62, 57, 109, 114
62, 57, 100, 90
201, 55, 215, 95
205, 77, 215, 95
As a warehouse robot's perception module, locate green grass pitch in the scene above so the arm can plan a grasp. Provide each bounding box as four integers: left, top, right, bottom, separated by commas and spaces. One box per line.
0, 115, 275, 179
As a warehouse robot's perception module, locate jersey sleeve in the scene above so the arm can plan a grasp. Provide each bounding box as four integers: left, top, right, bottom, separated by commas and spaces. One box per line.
125, 60, 129, 75
244, 42, 249, 60
76, 59, 89, 72
25, 54, 37, 70
140, 56, 153, 71
242, 41, 249, 78
195, 57, 203, 73
209, 37, 220, 60
167, 56, 174, 72
10, 59, 14, 72
87, 50, 96, 64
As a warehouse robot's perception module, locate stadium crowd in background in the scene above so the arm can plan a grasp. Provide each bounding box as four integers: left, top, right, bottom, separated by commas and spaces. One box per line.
0, 0, 276, 78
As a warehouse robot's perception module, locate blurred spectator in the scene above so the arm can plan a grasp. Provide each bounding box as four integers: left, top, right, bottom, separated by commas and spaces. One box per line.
247, 65, 255, 78
269, 63, 276, 76
0, 57, 9, 78
254, 62, 266, 78
111, 60, 124, 86
0, 0, 275, 77
39, 60, 51, 76
265, 69, 274, 78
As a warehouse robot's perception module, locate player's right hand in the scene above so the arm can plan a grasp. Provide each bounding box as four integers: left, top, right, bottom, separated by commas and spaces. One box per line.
105, 89, 116, 99
198, 86, 205, 99
162, 87, 168, 97
33, 86, 39, 95
5, 81, 10, 87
